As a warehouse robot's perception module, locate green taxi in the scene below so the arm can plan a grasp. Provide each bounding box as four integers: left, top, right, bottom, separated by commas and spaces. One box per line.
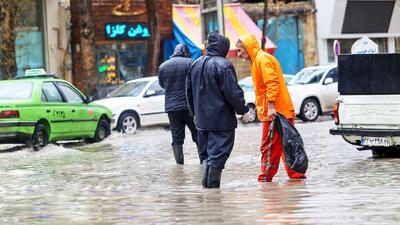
0, 69, 113, 150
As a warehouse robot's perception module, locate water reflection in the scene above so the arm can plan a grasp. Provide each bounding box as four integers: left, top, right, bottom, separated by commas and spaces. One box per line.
258, 181, 308, 224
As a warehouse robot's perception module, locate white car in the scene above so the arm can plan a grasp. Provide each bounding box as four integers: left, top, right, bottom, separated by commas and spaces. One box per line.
288, 65, 338, 121
238, 74, 294, 123
93, 77, 169, 133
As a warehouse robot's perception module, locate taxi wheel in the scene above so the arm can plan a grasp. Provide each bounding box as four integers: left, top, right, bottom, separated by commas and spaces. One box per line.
94, 119, 111, 142
31, 124, 49, 151
118, 112, 139, 134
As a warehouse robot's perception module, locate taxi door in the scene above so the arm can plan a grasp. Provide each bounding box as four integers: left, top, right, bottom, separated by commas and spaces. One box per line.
41, 82, 74, 137
55, 82, 97, 135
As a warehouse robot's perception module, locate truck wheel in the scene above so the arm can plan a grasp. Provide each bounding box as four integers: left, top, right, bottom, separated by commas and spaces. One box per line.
31, 124, 49, 151
300, 99, 320, 122
118, 112, 139, 134
93, 119, 111, 142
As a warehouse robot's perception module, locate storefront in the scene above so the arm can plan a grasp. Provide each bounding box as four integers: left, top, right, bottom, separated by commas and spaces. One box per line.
71, 0, 172, 98
95, 42, 148, 97
166, 4, 275, 79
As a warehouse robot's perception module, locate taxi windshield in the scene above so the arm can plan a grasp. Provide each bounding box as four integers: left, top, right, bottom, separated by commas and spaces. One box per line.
0, 82, 33, 100
108, 81, 148, 97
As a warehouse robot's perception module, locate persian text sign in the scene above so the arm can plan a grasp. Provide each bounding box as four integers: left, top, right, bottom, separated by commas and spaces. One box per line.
105, 23, 150, 40
351, 36, 378, 54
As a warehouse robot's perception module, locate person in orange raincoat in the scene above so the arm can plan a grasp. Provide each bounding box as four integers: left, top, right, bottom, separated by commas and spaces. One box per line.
236, 34, 306, 182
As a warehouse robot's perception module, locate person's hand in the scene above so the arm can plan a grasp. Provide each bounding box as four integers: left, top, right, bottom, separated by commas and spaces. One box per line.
267, 102, 277, 120
242, 112, 251, 123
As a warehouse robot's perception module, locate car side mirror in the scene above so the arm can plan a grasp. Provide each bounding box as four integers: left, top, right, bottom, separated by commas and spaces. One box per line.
324, 77, 334, 85
85, 96, 94, 104
144, 90, 156, 97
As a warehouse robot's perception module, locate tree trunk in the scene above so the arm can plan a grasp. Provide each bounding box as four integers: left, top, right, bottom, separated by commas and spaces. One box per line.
0, 0, 18, 79
78, 0, 97, 97
261, 0, 268, 50
146, 0, 161, 76
273, 1, 280, 44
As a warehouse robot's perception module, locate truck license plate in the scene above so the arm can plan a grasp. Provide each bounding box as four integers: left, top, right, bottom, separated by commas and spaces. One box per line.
360, 137, 393, 147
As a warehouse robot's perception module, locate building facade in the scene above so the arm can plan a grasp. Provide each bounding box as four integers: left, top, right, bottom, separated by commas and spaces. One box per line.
315, 0, 400, 65
0, 0, 70, 79
70, 0, 172, 98
242, 1, 318, 74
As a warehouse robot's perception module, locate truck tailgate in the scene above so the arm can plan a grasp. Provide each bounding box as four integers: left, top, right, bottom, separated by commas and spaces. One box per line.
339, 95, 400, 128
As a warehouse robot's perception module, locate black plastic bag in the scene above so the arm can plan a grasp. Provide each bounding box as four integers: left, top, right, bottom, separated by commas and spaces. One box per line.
274, 113, 308, 174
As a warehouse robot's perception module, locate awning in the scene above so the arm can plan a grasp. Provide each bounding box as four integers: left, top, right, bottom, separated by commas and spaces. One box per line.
164, 4, 276, 60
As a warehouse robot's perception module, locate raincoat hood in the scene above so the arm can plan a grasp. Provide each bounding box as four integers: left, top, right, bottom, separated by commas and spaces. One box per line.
170, 43, 191, 58
238, 34, 261, 63
206, 32, 230, 57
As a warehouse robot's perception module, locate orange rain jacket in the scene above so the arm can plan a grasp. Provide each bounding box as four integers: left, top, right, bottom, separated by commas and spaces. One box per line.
239, 34, 295, 121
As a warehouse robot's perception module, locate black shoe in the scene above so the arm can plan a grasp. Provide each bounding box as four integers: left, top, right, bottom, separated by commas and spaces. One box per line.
172, 145, 184, 165
207, 167, 222, 188
202, 159, 209, 188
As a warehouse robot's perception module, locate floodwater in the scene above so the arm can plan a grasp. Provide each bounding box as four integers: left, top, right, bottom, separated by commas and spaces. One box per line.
1, 119, 400, 224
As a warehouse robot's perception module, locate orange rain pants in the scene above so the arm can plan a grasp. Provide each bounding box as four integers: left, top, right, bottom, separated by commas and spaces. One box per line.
258, 118, 306, 182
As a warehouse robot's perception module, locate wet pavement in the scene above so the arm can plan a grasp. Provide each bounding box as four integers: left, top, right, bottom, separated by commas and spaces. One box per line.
1, 117, 400, 224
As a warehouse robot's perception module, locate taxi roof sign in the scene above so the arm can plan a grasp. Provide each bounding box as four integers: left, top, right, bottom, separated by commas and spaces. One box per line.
24, 69, 47, 77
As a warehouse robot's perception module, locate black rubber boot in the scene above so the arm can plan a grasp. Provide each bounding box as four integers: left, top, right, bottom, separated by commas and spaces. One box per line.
202, 159, 209, 188
172, 145, 184, 165
207, 167, 222, 188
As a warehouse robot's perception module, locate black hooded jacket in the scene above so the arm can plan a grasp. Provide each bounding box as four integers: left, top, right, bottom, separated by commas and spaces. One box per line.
158, 44, 193, 112
186, 32, 248, 131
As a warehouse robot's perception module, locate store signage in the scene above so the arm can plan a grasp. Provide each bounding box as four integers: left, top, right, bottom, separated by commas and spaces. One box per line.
351, 36, 378, 54
105, 23, 150, 40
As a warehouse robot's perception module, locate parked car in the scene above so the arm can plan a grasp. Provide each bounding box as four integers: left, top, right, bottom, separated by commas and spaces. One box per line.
238, 74, 295, 123
0, 70, 113, 150
288, 65, 338, 122
93, 76, 169, 134
283, 74, 295, 85
238, 76, 257, 122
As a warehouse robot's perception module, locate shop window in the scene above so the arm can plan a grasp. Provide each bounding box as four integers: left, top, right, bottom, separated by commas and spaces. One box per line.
16, 31, 45, 76
327, 38, 387, 63
396, 37, 400, 53
16, 0, 43, 27
96, 43, 148, 98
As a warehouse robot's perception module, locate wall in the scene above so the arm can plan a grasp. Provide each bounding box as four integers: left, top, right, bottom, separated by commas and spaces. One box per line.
314, 0, 336, 65
315, 0, 400, 65
301, 10, 318, 67
242, 1, 318, 72
43, 0, 71, 79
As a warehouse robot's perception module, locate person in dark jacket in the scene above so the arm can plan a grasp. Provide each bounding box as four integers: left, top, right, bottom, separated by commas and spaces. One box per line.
158, 44, 199, 165
186, 32, 250, 188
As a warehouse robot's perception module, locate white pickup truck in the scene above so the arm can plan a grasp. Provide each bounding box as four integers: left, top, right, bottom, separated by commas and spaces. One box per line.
330, 53, 400, 156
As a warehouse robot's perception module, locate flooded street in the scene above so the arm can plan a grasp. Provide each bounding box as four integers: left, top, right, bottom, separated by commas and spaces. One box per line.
1, 118, 400, 224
